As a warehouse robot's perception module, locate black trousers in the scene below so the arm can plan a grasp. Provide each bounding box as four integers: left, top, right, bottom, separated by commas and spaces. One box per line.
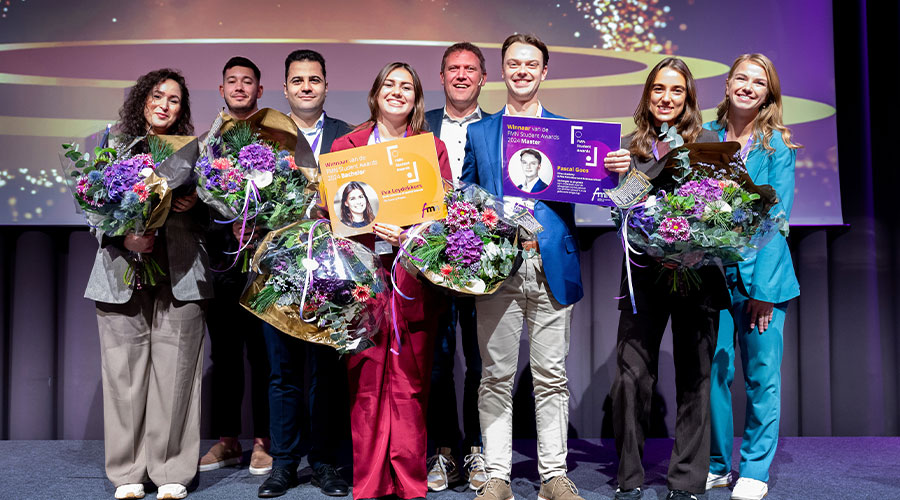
263, 323, 351, 471
427, 295, 482, 454
206, 275, 269, 438
612, 266, 724, 494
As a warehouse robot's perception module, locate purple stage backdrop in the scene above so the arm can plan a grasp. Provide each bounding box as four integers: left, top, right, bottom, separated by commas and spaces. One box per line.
0, 0, 839, 226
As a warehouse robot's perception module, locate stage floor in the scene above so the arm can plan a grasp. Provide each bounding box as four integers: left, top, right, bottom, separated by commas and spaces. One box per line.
1, 438, 897, 499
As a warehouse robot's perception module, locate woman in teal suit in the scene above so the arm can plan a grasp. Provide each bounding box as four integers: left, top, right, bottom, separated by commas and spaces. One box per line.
704, 54, 801, 500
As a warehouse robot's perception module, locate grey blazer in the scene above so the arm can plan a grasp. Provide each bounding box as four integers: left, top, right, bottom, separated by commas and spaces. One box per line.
85, 204, 214, 304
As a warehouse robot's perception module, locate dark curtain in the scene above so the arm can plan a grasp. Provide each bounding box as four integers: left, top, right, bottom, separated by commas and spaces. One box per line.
1, 0, 898, 439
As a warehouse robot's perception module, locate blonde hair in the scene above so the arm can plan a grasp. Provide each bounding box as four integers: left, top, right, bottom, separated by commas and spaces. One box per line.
630, 57, 705, 161
714, 53, 801, 153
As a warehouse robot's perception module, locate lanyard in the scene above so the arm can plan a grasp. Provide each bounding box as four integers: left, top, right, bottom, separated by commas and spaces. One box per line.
302, 112, 325, 152
373, 124, 407, 144
725, 130, 754, 161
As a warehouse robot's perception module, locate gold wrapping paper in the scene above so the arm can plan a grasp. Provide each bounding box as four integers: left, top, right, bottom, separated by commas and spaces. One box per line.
238, 221, 343, 350
141, 170, 172, 234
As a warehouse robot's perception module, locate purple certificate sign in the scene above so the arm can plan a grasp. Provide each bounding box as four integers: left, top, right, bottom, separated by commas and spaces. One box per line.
502, 116, 621, 206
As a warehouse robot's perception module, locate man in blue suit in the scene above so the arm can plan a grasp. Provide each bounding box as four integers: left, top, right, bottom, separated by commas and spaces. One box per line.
423, 42, 489, 492
461, 33, 584, 500
515, 148, 549, 193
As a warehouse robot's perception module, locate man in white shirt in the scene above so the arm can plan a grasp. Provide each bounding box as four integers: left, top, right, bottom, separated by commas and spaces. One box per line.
422, 42, 490, 493
515, 148, 549, 193
258, 49, 354, 499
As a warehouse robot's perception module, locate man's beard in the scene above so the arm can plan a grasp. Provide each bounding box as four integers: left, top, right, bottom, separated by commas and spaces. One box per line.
227, 97, 257, 115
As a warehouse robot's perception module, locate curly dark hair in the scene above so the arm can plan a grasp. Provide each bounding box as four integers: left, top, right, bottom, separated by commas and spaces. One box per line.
116, 68, 194, 137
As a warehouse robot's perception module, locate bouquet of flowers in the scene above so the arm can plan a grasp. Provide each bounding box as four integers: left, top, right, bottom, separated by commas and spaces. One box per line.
240, 219, 386, 354
398, 183, 524, 295
612, 124, 786, 296
196, 109, 319, 269
61, 133, 196, 287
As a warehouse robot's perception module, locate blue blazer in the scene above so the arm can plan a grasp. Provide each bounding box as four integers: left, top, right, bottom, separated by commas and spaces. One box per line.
425, 108, 444, 137
704, 121, 800, 304
461, 108, 583, 306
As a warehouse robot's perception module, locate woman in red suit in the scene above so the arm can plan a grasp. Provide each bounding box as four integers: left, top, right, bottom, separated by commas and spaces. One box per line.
330, 61, 452, 500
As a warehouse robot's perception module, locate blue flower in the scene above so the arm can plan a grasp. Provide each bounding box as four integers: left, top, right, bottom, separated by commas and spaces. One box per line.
732, 208, 748, 223
88, 170, 102, 182
427, 222, 445, 236
122, 191, 139, 206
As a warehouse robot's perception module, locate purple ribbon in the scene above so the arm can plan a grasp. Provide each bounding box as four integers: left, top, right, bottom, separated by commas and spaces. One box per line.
213, 179, 262, 272
386, 225, 428, 355
616, 203, 648, 314
298, 219, 330, 324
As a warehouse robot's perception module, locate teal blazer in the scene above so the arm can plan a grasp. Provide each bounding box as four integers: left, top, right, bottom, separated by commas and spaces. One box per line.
704, 121, 800, 304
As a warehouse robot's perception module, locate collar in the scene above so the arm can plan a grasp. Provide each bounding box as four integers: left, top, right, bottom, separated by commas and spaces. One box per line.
294, 111, 325, 134
502, 101, 543, 117
442, 105, 482, 124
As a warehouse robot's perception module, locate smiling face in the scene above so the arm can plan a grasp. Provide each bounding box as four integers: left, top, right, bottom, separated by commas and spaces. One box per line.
377, 67, 416, 123
440, 50, 484, 111
648, 68, 687, 127
502, 42, 547, 103
284, 60, 328, 117
521, 152, 540, 180
220, 65, 261, 117
143, 78, 182, 134
345, 188, 368, 217
726, 60, 769, 116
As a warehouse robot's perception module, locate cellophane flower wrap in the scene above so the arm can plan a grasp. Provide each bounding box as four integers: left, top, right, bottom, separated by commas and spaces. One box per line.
60, 134, 194, 287
612, 125, 787, 292
399, 183, 523, 295
240, 219, 386, 354
196, 108, 320, 269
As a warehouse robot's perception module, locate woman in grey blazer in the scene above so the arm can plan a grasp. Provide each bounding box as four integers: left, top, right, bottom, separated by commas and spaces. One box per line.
87, 68, 213, 500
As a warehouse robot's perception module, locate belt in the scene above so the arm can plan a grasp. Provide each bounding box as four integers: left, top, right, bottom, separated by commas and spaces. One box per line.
521, 240, 540, 253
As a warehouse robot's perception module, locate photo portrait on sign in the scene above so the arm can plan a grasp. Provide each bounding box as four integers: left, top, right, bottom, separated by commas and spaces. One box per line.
508, 148, 553, 194
334, 181, 380, 228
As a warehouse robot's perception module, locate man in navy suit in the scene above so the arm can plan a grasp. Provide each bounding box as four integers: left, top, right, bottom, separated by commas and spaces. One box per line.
515, 148, 549, 193
461, 34, 584, 500
258, 49, 353, 499
423, 42, 489, 492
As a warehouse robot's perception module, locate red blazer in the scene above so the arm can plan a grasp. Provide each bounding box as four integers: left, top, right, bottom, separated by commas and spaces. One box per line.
330, 124, 452, 324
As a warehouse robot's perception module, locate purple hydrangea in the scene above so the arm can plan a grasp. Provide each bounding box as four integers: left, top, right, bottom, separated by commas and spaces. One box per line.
238, 143, 276, 172
627, 206, 656, 236
657, 216, 692, 244
677, 178, 723, 214
445, 229, 483, 270
104, 154, 153, 202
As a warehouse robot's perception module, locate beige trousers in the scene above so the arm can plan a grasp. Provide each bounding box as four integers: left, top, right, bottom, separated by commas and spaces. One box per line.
96, 284, 206, 487
475, 255, 573, 481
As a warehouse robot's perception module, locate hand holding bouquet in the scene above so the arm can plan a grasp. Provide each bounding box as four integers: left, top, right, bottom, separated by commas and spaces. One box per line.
61, 134, 185, 287
241, 220, 386, 354
612, 124, 787, 301
196, 109, 319, 270
399, 183, 524, 295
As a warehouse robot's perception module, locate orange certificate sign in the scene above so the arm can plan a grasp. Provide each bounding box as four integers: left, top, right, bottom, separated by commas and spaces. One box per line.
319, 133, 448, 236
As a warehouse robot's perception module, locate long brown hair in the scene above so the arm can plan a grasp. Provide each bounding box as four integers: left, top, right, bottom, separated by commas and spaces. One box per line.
714, 53, 801, 153
630, 57, 703, 161
356, 62, 427, 135
116, 68, 193, 137
340, 181, 375, 225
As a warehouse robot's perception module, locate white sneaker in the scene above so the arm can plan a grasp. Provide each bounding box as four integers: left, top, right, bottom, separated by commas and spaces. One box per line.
114, 483, 145, 499
706, 471, 732, 490
156, 483, 187, 499
731, 477, 768, 500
